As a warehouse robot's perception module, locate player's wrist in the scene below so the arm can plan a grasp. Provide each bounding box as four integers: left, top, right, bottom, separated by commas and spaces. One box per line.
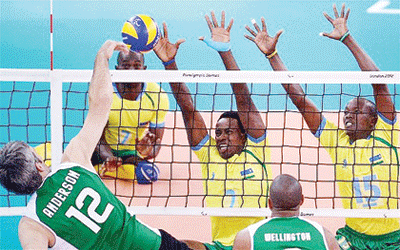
265, 49, 278, 59
339, 30, 350, 42
201, 37, 231, 52
162, 58, 175, 66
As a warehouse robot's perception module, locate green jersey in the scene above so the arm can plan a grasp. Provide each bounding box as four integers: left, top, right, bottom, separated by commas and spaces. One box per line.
25, 162, 161, 250
247, 217, 329, 250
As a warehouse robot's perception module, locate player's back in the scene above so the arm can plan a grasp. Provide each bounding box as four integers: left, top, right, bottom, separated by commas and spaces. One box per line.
25, 162, 161, 250
247, 217, 329, 250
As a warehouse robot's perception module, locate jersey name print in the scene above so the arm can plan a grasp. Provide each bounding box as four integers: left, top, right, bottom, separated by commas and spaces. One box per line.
25, 163, 162, 250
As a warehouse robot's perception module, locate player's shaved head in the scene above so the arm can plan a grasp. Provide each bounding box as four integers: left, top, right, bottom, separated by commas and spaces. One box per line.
270, 174, 303, 210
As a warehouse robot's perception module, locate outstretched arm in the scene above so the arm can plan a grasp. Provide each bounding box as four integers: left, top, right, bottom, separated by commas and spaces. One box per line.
372, 84, 396, 121
245, 17, 286, 71
153, 23, 208, 147
322, 3, 395, 119
62, 41, 129, 169
202, 11, 266, 138
321, 3, 378, 71
246, 18, 322, 134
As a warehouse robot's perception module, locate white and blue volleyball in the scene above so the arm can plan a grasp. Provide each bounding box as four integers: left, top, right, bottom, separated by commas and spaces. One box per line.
135, 161, 160, 184
121, 14, 161, 53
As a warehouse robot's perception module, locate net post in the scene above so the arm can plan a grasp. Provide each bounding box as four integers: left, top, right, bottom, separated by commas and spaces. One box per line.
50, 70, 63, 166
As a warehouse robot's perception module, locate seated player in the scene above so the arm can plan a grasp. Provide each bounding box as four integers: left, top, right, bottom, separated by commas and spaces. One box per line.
91, 50, 169, 183
245, 3, 400, 249
164, 11, 272, 250
233, 174, 340, 250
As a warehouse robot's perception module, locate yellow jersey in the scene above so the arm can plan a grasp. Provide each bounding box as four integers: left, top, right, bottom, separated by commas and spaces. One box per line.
193, 133, 271, 246
105, 82, 169, 152
316, 113, 399, 235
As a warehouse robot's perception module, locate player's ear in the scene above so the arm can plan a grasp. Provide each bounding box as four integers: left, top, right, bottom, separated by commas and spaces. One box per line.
300, 194, 305, 206
35, 161, 47, 172
268, 198, 273, 208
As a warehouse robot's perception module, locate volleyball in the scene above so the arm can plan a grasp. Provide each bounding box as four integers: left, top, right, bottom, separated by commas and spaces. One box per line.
121, 14, 161, 53
135, 160, 160, 184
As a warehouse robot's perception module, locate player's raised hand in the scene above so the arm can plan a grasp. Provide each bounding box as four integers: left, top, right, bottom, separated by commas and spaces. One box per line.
200, 11, 233, 43
153, 22, 185, 63
98, 40, 129, 60
321, 3, 350, 40
244, 18, 283, 55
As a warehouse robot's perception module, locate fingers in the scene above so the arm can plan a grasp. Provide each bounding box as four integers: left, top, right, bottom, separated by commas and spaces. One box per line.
321, 32, 332, 38
205, 11, 233, 32
275, 29, 284, 40
345, 8, 350, 20
211, 11, 219, 28
245, 25, 257, 37
204, 15, 213, 33
175, 39, 186, 49
340, 3, 345, 17
101, 40, 129, 58
333, 3, 339, 18
261, 17, 267, 32
226, 18, 234, 32
162, 22, 168, 39
251, 19, 261, 33
221, 11, 225, 28
244, 34, 255, 42
323, 12, 334, 24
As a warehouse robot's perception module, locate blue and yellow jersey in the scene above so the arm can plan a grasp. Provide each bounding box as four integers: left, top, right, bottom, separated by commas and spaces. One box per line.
104, 82, 169, 152
315, 113, 399, 235
192, 133, 271, 247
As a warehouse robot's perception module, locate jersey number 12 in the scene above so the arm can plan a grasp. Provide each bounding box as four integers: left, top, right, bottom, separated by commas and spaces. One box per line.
65, 187, 115, 233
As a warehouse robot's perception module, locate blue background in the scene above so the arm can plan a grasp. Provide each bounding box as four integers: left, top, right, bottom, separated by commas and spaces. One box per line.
1, 0, 399, 249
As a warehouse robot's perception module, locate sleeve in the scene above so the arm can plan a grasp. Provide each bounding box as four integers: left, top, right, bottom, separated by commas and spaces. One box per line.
246, 132, 270, 164
191, 134, 214, 164
375, 112, 399, 147
314, 117, 346, 160
149, 85, 169, 128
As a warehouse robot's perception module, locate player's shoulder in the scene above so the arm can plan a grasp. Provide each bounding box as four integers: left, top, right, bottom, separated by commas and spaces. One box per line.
49, 162, 96, 178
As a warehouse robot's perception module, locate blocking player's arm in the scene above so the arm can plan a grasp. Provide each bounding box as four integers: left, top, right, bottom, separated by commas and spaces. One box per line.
168, 81, 209, 147
221, 50, 266, 138
232, 228, 252, 250
372, 84, 396, 121
323, 227, 340, 250
201, 11, 266, 139
19, 217, 55, 249
321, 3, 379, 72
61, 41, 129, 170
153, 22, 208, 147
244, 18, 322, 134
281, 84, 323, 134
323, 4, 396, 121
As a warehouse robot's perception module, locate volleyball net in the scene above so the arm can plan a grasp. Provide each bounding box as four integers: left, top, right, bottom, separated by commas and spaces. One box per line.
0, 68, 399, 218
